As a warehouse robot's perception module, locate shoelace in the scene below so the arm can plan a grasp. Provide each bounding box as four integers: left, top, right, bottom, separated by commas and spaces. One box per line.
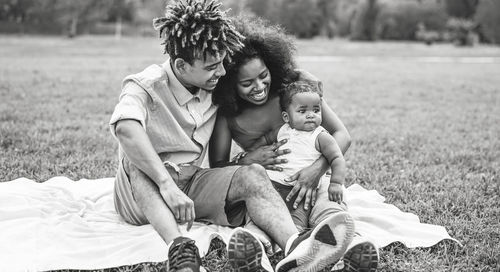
169, 239, 200, 269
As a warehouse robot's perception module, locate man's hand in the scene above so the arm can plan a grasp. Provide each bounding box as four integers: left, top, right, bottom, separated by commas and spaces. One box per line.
241, 139, 290, 171
159, 184, 195, 231
328, 183, 343, 204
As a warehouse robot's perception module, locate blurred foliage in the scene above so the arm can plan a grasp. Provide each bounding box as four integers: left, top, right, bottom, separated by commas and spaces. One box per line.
375, 0, 448, 41
0, 0, 498, 44
350, 0, 380, 40
445, 0, 479, 19
446, 17, 479, 46
475, 0, 500, 44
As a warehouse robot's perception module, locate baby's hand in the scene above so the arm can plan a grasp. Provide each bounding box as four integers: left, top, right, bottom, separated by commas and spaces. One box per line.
328, 183, 343, 204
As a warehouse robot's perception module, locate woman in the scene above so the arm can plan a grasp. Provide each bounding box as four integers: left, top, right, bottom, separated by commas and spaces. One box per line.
210, 15, 351, 209
210, 15, 379, 272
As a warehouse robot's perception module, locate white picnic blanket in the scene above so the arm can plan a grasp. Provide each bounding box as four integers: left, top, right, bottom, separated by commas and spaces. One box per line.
0, 177, 460, 271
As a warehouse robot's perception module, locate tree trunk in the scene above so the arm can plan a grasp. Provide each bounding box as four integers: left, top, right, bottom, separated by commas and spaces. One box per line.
68, 15, 78, 38
115, 16, 122, 40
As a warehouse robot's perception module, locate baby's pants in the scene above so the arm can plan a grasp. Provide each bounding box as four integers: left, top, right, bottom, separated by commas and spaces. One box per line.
271, 178, 348, 232
244, 178, 348, 253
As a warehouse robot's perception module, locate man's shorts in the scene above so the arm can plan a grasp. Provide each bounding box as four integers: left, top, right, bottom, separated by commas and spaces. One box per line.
114, 156, 246, 227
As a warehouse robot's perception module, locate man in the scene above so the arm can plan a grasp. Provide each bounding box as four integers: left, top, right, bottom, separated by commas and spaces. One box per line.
109, 0, 354, 271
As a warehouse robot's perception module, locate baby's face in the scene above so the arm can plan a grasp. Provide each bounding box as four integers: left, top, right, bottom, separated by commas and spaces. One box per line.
284, 92, 322, 131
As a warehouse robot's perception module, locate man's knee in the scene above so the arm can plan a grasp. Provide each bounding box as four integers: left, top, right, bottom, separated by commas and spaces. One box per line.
232, 163, 270, 191
123, 158, 157, 201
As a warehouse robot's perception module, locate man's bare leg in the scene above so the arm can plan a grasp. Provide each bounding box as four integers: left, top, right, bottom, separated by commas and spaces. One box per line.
227, 163, 297, 249
129, 163, 181, 243
228, 164, 354, 272
128, 164, 201, 272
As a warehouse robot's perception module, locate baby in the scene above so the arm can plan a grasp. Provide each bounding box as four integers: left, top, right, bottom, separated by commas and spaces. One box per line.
266, 80, 347, 230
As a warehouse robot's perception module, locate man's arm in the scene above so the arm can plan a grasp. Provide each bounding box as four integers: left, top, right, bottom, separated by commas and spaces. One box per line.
115, 119, 195, 229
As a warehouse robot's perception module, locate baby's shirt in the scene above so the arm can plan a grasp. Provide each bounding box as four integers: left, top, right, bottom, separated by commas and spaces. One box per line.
266, 123, 327, 186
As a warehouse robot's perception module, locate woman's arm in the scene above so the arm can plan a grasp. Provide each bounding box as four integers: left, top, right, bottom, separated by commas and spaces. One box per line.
209, 112, 290, 169
320, 99, 352, 155
209, 113, 233, 168
295, 68, 352, 153
286, 69, 351, 209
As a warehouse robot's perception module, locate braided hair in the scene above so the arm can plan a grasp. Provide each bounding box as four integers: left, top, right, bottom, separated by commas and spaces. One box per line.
153, 0, 244, 64
212, 15, 299, 116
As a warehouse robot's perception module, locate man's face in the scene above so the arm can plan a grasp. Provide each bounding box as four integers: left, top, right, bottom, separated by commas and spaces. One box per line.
182, 50, 227, 91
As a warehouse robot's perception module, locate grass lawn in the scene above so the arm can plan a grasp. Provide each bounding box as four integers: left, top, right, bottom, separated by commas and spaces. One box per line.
1, 35, 499, 272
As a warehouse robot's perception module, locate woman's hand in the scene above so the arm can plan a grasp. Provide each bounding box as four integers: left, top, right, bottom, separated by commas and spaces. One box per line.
284, 161, 325, 211
240, 139, 290, 171
295, 68, 323, 92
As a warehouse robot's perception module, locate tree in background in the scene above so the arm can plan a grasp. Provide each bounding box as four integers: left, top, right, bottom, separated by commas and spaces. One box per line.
475, 0, 500, 44
278, 0, 321, 38
350, 0, 380, 40
0, 0, 135, 36
445, 0, 479, 19
317, 0, 338, 38
106, 0, 135, 39
0, 0, 498, 44
376, 0, 448, 40
49, 0, 112, 37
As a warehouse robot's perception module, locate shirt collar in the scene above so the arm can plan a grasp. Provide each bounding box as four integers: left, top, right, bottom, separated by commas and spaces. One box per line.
162, 59, 201, 106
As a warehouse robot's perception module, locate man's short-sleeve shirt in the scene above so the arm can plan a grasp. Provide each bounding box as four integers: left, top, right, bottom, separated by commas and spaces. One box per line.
109, 59, 218, 167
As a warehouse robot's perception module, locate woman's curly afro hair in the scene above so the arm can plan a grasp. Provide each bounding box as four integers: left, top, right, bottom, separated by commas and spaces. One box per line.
213, 15, 299, 116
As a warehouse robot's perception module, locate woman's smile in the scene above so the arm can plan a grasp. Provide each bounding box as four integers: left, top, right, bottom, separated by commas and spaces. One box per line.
249, 88, 268, 101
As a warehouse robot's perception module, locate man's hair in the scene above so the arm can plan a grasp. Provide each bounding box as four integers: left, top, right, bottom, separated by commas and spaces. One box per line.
153, 0, 244, 64
279, 80, 323, 111
212, 15, 299, 116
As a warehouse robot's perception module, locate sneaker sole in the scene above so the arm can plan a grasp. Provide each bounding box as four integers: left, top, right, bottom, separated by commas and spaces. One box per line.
343, 241, 379, 272
276, 212, 355, 272
227, 228, 266, 272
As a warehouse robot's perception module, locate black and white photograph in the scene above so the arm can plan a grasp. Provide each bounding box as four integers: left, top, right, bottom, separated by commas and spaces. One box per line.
0, 0, 498, 271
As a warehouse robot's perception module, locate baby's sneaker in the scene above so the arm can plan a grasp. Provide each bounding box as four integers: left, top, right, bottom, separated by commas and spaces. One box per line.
275, 212, 355, 272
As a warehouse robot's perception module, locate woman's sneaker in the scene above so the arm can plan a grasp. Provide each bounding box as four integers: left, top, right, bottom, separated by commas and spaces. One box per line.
342, 236, 379, 272
275, 212, 355, 272
167, 236, 202, 272
227, 227, 273, 272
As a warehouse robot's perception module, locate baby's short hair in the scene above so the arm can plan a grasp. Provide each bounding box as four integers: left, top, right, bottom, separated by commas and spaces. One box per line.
153, 0, 244, 63
279, 80, 323, 111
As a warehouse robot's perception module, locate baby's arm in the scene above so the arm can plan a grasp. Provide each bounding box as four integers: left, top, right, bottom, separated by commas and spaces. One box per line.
315, 131, 347, 203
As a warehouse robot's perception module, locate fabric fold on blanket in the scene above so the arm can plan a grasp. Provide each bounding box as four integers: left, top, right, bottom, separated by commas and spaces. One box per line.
0, 177, 460, 271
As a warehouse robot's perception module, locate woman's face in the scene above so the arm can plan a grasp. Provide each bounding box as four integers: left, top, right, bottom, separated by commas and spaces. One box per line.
236, 57, 272, 106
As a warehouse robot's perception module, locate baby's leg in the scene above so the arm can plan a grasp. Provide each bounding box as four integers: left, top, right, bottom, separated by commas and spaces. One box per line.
309, 178, 348, 228
270, 181, 310, 232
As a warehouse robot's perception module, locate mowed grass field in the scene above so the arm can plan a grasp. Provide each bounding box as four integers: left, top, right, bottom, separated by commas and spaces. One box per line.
1, 35, 499, 272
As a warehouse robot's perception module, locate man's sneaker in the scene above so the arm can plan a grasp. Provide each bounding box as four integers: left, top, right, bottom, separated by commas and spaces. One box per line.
275, 212, 354, 272
227, 227, 273, 272
342, 235, 379, 272
167, 236, 202, 272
